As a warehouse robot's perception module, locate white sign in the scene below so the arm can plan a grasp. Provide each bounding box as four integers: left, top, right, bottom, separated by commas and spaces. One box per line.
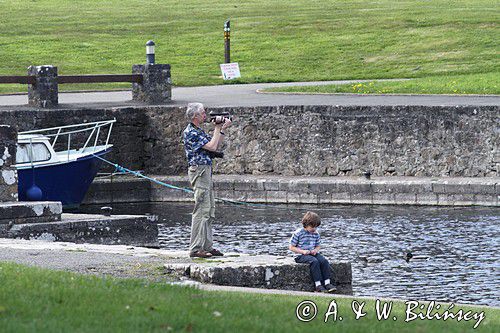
220, 62, 241, 80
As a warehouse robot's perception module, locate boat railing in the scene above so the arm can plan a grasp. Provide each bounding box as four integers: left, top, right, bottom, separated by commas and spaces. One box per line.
19, 119, 116, 161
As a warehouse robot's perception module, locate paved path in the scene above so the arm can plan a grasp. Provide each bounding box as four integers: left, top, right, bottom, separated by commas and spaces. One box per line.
0, 80, 498, 107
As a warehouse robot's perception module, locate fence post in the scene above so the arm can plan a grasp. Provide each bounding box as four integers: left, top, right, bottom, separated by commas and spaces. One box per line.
28, 65, 58, 108
132, 64, 171, 104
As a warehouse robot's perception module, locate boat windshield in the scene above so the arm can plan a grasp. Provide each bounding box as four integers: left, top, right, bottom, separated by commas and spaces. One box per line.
16, 142, 52, 163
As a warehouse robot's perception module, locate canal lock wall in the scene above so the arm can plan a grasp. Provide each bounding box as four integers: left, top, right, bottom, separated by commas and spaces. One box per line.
1, 104, 498, 179
1, 104, 498, 206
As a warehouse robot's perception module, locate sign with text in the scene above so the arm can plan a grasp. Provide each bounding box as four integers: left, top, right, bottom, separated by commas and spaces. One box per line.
220, 62, 241, 80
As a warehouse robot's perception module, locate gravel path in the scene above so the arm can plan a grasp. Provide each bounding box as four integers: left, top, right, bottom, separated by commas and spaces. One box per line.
1, 80, 498, 108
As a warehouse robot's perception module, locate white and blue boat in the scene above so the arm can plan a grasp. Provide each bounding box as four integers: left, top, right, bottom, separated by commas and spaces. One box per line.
14, 119, 115, 208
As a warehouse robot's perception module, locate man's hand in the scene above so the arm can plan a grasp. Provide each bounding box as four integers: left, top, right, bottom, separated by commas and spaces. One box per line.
303, 250, 311, 255
310, 249, 318, 255
221, 118, 232, 130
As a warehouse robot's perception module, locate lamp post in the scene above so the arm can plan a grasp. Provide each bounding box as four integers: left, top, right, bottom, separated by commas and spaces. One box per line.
224, 20, 230, 63
146, 40, 155, 64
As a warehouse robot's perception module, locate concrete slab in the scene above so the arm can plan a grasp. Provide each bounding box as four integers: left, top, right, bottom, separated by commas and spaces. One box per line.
0, 201, 62, 224
1, 213, 158, 248
164, 254, 352, 293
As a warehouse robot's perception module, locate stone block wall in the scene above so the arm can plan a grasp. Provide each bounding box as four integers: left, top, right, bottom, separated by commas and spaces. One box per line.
0, 125, 18, 201
1, 104, 498, 178
142, 105, 499, 177
212, 105, 499, 177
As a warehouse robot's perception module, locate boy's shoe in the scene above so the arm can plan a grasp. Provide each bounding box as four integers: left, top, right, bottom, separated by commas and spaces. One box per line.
315, 285, 329, 293
209, 248, 224, 256
189, 250, 213, 258
324, 284, 337, 293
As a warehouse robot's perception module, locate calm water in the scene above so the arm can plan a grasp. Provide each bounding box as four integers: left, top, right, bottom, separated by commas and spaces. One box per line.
80, 202, 499, 306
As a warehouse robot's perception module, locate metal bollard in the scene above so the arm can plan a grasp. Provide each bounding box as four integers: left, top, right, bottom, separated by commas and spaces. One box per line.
146, 40, 155, 64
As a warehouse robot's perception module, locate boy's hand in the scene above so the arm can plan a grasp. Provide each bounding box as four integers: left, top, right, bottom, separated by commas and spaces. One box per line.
310, 249, 317, 255
303, 250, 311, 255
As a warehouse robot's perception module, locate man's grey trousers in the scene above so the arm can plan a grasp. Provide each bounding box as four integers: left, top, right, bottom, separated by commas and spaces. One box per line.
188, 164, 215, 253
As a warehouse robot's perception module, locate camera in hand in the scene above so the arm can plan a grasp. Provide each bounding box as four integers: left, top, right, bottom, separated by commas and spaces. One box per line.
202, 149, 224, 159
209, 111, 232, 124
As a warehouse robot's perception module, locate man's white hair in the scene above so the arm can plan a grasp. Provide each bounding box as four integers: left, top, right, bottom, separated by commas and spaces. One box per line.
186, 102, 205, 120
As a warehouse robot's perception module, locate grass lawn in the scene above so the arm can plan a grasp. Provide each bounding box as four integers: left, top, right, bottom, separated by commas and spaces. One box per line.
0, 262, 499, 332
263, 73, 500, 95
0, 0, 498, 94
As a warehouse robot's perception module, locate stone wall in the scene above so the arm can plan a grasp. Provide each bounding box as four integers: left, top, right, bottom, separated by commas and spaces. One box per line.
1, 104, 498, 177
141, 105, 499, 177
0, 125, 18, 201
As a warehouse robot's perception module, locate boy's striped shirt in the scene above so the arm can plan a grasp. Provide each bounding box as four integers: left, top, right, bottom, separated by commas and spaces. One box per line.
290, 228, 320, 251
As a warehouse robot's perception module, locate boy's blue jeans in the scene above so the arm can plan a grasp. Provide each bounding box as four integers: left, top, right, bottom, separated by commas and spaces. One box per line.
295, 253, 331, 283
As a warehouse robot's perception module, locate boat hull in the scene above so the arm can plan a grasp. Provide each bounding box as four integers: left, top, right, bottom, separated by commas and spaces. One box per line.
17, 149, 111, 208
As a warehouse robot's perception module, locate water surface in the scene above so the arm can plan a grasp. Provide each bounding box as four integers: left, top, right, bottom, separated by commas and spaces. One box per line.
81, 202, 499, 306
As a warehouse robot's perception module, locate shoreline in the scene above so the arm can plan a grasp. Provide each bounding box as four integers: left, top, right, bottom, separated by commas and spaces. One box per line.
0, 238, 498, 310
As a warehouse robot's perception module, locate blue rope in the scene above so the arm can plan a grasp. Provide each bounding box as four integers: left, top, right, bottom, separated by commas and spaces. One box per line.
94, 154, 193, 194
92, 154, 273, 209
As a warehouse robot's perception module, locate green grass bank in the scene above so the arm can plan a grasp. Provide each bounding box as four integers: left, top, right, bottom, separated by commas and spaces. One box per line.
0, 263, 499, 332
0, 0, 498, 94
263, 73, 500, 95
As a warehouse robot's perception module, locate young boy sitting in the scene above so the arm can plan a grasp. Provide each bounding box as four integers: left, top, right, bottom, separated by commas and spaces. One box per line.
289, 211, 336, 293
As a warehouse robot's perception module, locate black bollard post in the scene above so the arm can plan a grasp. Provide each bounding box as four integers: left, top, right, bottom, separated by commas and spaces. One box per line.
224, 19, 230, 63
146, 40, 155, 65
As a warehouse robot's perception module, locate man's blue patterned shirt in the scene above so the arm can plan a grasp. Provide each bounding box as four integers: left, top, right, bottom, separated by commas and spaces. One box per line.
183, 123, 212, 166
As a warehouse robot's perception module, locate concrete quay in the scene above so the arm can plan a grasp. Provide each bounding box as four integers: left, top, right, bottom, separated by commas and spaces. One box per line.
0, 212, 158, 248
0, 201, 62, 224
84, 174, 500, 207
165, 254, 352, 293
0, 238, 352, 294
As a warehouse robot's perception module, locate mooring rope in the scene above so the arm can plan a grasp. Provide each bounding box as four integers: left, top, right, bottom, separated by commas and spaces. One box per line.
92, 154, 291, 210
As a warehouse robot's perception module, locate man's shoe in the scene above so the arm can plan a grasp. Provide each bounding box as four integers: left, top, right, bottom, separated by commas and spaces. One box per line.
209, 248, 224, 256
315, 285, 328, 293
189, 250, 213, 258
324, 284, 337, 293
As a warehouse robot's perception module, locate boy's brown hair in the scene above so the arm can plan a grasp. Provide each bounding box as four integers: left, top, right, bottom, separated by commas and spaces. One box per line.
302, 211, 321, 228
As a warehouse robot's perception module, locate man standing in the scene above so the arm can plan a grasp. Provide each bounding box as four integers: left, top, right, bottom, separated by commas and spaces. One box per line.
183, 102, 232, 258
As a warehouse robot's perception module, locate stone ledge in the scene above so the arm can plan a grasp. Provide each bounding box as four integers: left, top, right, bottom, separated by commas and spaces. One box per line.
84, 175, 500, 207
0, 201, 62, 224
1, 213, 158, 248
164, 254, 352, 293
